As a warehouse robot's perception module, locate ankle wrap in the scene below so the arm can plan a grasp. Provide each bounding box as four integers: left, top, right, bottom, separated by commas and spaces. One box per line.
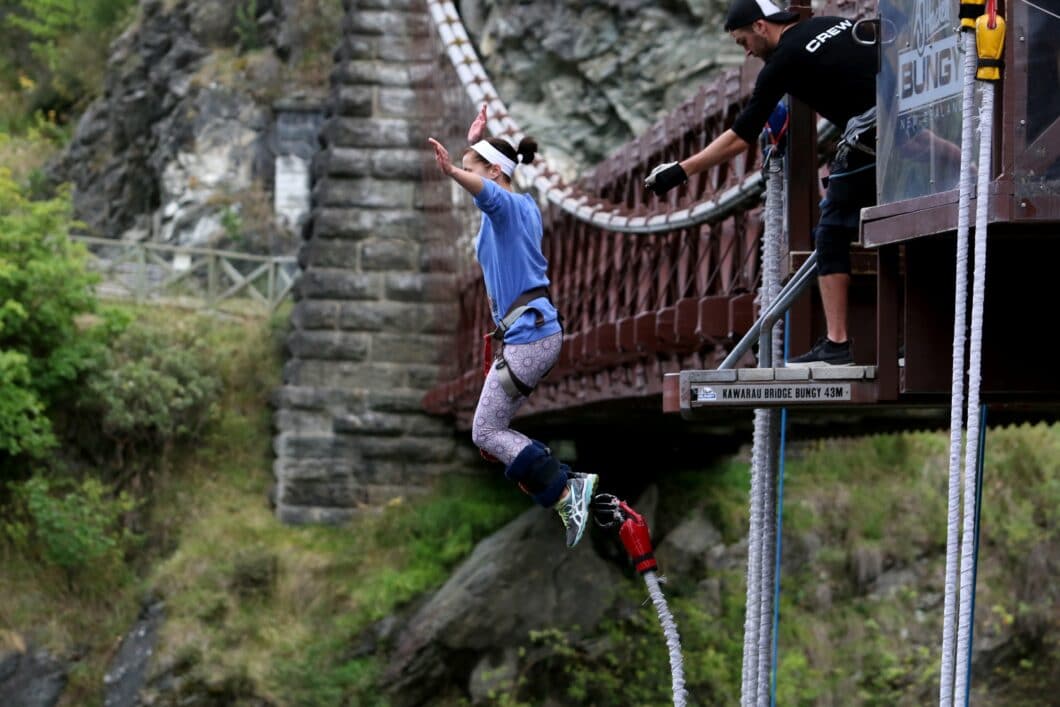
505, 441, 567, 507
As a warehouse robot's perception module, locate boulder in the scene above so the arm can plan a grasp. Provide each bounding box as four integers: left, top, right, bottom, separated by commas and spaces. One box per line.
0, 646, 67, 707
382, 506, 623, 705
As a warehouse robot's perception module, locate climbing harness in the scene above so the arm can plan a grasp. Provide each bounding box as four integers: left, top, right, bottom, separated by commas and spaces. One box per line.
483, 287, 555, 400
832, 106, 877, 172
478, 288, 557, 463
592, 494, 687, 707
939, 1, 1002, 703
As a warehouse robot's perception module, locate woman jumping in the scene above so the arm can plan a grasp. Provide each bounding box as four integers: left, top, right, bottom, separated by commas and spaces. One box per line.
427, 105, 596, 548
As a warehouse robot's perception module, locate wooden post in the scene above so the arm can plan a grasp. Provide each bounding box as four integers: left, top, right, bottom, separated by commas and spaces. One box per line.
785, 0, 819, 359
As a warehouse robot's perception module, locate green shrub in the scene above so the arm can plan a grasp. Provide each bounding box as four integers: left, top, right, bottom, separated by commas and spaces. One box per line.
3, 474, 137, 584
0, 168, 104, 472
235, 0, 262, 53
6, 0, 138, 116
0, 350, 54, 458
75, 318, 222, 474
0, 115, 69, 182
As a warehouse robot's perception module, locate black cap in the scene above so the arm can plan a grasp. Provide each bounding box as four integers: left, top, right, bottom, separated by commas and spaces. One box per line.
724, 0, 800, 31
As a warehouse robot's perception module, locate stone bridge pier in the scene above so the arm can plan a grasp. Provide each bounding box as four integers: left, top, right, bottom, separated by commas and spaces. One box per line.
271, 0, 469, 523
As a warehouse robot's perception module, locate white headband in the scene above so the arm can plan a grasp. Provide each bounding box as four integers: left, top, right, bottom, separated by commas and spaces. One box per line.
470, 140, 517, 177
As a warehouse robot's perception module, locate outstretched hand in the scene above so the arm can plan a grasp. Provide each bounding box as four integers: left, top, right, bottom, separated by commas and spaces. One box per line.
467, 103, 488, 143
428, 137, 455, 176
644, 161, 687, 196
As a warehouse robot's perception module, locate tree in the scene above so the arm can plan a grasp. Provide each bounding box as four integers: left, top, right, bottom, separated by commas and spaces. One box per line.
0, 168, 101, 469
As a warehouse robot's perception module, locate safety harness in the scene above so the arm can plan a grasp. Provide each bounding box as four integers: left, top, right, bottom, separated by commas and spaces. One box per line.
484, 286, 557, 399
833, 106, 877, 171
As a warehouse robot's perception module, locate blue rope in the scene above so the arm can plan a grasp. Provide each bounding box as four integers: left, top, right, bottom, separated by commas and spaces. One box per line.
769, 311, 792, 707
770, 406, 788, 707
962, 404, 988, 707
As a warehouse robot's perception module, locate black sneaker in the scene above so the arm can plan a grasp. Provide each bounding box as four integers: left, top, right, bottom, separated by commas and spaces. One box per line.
786, 337, 854, 367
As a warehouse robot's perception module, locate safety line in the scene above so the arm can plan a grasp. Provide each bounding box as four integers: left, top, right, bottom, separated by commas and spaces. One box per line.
952, 76, 994, 705
938, 30, 978, 707
769, 406, 788, 707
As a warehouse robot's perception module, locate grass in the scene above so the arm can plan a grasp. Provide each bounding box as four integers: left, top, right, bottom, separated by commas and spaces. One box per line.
134, 300, 525, 703
147, 452, 525, 704
547, 425, 1058, 706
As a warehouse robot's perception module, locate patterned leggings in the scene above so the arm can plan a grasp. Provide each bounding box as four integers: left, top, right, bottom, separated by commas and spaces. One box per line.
471, 332, 562, 465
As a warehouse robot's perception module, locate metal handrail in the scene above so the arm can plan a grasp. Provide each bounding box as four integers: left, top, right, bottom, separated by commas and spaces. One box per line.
719, 251, 819, 370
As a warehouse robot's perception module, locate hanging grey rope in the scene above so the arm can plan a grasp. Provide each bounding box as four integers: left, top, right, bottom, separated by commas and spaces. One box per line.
940, 6, 1005, 702
592, 495, 687, 707
951, 77, 993, 707
742, 411, 764, 706
742, 417, 765, 706
742, 129, 786, 707
952, 9, 1004, 699
758, 152, 785, 707
644, 571, 688, 706
938, 24, 979, 707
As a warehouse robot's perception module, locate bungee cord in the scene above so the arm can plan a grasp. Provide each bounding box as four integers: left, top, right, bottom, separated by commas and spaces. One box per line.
738, 120, 787, 706
593, 495, 688, 707
938, 17, 979, 707
940, 1, 1004, 702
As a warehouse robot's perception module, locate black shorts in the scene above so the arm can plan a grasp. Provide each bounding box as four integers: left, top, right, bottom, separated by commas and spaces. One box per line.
814, 156, 877, 276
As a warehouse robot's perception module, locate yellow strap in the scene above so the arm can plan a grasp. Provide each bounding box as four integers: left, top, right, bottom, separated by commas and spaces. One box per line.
960, 0, 987, 30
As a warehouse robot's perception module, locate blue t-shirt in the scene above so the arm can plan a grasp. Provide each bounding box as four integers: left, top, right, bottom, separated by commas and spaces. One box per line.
473, 179, 561, 344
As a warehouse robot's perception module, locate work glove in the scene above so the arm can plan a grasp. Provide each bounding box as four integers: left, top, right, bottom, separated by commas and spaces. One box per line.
644, 162, 687, 196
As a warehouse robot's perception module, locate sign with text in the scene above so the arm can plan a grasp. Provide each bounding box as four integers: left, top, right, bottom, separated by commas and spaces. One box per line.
878, 0, 965, 204
897, 32, 960, 114
692, 383, 852, 405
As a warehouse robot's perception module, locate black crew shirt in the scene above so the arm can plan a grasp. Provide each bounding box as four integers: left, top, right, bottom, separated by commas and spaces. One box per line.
731, 16, 877, 144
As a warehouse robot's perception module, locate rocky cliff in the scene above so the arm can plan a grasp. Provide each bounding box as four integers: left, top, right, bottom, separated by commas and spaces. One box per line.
50, 0, 340, 250
459, 0, 739, 173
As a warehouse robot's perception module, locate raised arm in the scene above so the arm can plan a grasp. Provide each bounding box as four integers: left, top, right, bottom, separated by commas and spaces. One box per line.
428, 137, 485, 196
467, 103, 488, 143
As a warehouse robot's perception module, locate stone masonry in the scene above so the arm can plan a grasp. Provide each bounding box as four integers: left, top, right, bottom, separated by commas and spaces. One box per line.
271, 0, 470, 523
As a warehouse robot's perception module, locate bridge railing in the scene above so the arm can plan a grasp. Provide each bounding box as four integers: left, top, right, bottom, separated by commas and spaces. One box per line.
72, 235, 299, 315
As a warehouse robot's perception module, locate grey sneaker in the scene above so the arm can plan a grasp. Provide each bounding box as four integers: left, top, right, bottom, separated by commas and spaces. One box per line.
554, 473, 597, 548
